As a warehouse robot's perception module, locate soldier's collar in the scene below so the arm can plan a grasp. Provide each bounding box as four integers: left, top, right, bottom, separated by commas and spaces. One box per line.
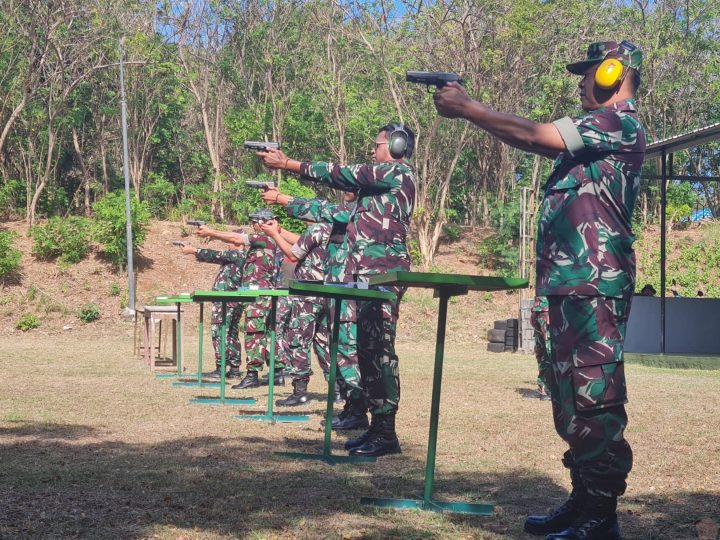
590, 98, 637, 115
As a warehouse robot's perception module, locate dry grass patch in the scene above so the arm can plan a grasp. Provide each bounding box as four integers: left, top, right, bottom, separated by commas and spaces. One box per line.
1, 331, 718, 539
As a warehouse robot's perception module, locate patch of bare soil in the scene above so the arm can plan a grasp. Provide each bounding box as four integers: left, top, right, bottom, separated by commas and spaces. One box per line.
0, 220, 523, 345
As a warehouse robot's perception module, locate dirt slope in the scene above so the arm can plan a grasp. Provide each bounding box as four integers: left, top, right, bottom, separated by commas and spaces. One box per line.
0, 220, 522, 343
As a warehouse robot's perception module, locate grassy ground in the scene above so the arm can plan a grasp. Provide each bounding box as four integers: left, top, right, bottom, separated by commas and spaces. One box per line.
1, 330, 719, 539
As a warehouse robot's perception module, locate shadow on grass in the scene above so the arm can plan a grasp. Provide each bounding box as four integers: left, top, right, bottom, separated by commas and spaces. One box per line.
0, 422, 716, 539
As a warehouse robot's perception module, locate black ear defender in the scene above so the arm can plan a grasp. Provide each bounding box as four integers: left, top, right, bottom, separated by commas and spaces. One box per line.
388, 123, 413, 159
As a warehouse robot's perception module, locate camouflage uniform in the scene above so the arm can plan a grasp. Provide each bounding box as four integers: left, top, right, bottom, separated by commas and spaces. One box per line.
274, 256, 297, 369
281, 223, 332, 380
285, 199, 362, 399
240, 234, 283, 372
297, 161, 416, 416
194, 248, 245, 369
537, 97, 645, 497
531, 295, 551, 396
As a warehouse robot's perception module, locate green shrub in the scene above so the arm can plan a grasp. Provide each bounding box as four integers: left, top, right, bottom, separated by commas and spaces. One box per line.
16, 314, 40, 331
442, 222, 462, 242
0, 231, 22, 282
109, 282, 121, 296
92, 192, 150, 268
142, 172, 176, 218
78, 303, 100, 323
30, 217, 91, 264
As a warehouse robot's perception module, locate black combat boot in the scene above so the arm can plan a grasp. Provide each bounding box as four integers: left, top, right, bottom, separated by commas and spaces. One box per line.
331, 396, 369, 430
260, 370, 285, 386
546, 495, 621, 540
203, 368, 222, 378
334, 380, 345, 404
320, 397, 350, 428
348, 411, 401, 457
232, 370, 259, 389
344, 413, 381, 450
226, 367, 242, 379
524, 490, 585, 536
276, 378, 309, 406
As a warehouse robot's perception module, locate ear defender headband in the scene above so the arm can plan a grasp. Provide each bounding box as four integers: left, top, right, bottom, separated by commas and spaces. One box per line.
387, 123, 412, 159
595, 40, 637, 90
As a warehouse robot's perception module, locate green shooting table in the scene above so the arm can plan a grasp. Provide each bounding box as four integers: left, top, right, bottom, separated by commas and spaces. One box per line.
274, 281, 397, 465
156, 293, 217, 387
233, 288, 310, 424
188, 290, 261, 406
361, 271, 528, 514
154, 294, 194, 380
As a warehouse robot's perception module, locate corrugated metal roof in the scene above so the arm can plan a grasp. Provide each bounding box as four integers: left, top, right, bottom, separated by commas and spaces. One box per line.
645, 122, 720, 158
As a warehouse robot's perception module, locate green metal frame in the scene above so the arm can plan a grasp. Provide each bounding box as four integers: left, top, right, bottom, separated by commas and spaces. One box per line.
274, 281, 396, 464
233, 289, 310, 423
358, 272, 528, 514
188, 290, 262, 406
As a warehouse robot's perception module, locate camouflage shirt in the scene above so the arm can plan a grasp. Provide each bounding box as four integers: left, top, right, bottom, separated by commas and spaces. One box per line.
285, 197, 353, 282
536, 98, 646, 300
195, 248, 245, 292
298, 161, 416, 278
291, 222, 331, 281
241, 234, 278, 288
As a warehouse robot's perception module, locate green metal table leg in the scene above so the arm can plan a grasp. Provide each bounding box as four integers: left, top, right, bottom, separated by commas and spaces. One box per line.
360, 292, 493, 514
174, 301, 220, 388
236, 295, 308, 423
276, 298, 374, 464
191, 300, 255, 406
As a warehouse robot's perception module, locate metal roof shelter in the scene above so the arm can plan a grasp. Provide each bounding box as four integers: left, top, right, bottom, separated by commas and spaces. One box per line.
641, 122, 720, 353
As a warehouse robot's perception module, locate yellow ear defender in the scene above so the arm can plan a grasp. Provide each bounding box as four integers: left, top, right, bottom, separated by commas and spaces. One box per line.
595, 58, 625, 89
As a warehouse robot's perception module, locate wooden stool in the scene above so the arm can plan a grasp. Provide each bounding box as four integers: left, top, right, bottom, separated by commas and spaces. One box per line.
142, 305, 184, 372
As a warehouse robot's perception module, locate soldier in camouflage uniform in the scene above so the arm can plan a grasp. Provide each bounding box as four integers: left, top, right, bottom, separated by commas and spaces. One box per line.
196, 214, 284, 390
531, 295, 551, 399
260, 219, 331, 405
434, 41, 645, 540
257, 123, 416, 458
263, 191, 362, 417
180, 242, 245, 378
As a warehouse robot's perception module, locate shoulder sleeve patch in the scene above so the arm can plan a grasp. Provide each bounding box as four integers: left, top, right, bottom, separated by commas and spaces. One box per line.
552, 116, 585, 157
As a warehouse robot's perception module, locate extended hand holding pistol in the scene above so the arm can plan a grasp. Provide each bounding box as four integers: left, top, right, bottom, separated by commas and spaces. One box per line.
406, 71, 464, 92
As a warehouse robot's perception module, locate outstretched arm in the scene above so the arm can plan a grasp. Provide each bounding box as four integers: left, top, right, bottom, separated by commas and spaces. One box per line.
434, 82, 566, 159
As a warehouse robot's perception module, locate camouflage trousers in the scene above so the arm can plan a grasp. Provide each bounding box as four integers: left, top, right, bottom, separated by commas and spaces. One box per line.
531, 296, 551, 395
315, 299, 362, 400
275, 295, 293, 368
546, 295, 633, 497
211, 301, 242, 369
282, 296, 324, 380
243, 298, 285, 372
356, 284, 406, 416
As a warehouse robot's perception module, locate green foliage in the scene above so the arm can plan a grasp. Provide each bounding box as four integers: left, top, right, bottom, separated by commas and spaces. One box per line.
0, 231, 22, 282
0, 180, 25, 220
30, 217, 91, 264
442, 223, 462, 243
636, 223, 720, 298
109, 282, 121, 296
142, 172, 176, 218
408, 239, 423, 267
477, 196, 521, 277
92, 192, 151, 268
666, 181, 698, 226
78, 303, 100, 323
16, 314, 40, 331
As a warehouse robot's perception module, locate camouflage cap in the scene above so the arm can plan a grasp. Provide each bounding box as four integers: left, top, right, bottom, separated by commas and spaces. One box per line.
566, 40, 642, 75
249, 208, 276, 222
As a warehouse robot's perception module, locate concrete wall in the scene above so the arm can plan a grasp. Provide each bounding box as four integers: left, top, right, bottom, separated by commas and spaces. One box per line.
625, 296, 720, 354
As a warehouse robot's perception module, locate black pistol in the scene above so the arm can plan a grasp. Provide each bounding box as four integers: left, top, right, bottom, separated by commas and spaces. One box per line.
186, 220, 206, 227
246, 181, 277, 190
406, 71, 464, 92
